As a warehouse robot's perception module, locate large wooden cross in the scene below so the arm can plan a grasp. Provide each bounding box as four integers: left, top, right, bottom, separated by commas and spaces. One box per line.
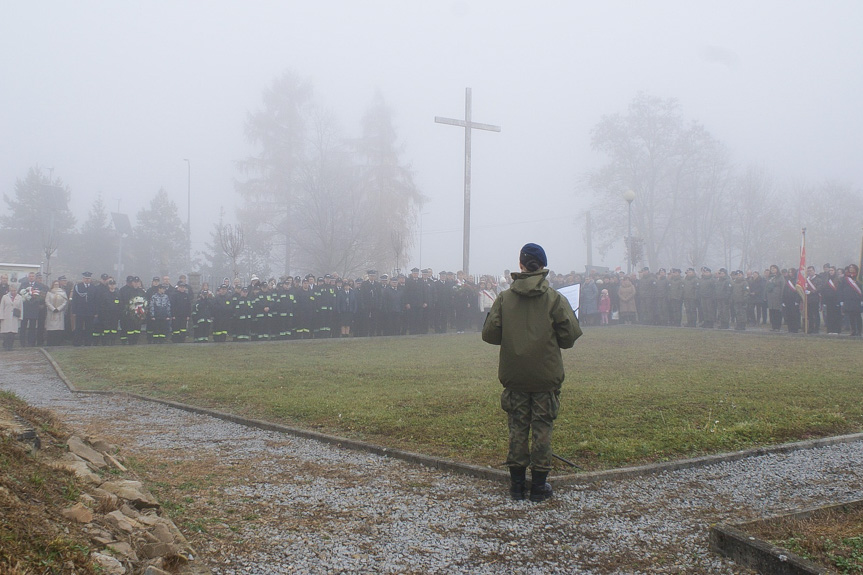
435, 87, 500, 276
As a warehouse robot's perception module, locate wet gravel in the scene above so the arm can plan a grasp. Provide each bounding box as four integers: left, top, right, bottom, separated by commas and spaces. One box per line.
3, 349, 862, 574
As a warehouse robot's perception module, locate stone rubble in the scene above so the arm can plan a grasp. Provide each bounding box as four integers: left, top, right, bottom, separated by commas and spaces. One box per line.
61, 435, 200, 574
0, 393, 203, 574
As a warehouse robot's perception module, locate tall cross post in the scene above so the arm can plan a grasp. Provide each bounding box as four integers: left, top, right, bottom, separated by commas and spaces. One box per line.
435, 87, 500, 277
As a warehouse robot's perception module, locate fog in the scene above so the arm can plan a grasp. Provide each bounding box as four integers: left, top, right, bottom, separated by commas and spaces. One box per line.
3, 1, 862, 277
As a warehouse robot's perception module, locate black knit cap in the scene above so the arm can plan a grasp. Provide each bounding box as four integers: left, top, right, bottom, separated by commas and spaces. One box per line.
519, 243, 547, 268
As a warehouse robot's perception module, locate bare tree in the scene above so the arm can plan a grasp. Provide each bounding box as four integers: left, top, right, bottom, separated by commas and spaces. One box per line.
292, 107, 379, 277
391, 230, 403, 275
727, 166, 779, 271
672, 125, 733, 268
790, 180, 863, 266
41, 226, 60, 282
219, 223, 245, 279
585, 93, 732, 269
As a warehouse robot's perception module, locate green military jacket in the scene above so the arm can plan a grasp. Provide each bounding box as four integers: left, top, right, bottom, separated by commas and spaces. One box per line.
683, 275, 699, 300
482, 269, 581, 393
716, 274, 733, 303
655, 276, 669, 300
699, 275, 717, 299
639, 273, 656, 299
731, 277, 749, 304
668, 276, 684, 301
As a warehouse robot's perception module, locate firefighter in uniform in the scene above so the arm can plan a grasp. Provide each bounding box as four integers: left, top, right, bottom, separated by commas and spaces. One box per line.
295, 277, 314, 339
97, 279, 123, 345
233, 286, 252, 342
192, 289, 213, 342
211, 285, 233, 342
119, 276, 147, 345
170, 282, 192, 342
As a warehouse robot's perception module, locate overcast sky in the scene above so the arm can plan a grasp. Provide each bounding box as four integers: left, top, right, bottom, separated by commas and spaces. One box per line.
3, 1, 862, 277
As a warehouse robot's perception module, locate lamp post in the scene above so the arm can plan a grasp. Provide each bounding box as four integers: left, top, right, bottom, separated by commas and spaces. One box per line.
183, 159, 191, 273
419, 212, 429, 269
623, 189, 636, 275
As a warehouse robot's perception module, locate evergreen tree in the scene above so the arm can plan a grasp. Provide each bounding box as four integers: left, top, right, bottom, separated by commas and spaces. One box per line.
132, 189, 188, 279
235, 75, 423, 277
1, 166, 76, 266
199, 208, 234, 285
65, 193, 119, 277
236, 69, 313, 276
353, 91, 425, 273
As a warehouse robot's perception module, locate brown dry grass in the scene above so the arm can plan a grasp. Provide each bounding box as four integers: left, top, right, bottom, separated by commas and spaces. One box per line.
0, 392, 99, 575
117, 440, 300, 564
746, 503, 863, 573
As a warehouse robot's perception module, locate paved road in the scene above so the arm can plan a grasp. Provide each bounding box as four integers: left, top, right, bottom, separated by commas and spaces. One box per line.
3, 350, 861, 574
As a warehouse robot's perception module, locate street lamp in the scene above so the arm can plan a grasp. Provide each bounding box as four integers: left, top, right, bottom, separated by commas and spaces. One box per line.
623, 189, 636, 275
183, 159, 191, 273
419, 212, 429, 269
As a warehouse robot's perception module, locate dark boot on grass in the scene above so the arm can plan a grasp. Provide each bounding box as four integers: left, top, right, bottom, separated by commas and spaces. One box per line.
509, 466, 526, 501
530, 470, 553, 503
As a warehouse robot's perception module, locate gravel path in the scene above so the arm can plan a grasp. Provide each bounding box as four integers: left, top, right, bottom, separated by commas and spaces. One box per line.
3, 350, 862, 574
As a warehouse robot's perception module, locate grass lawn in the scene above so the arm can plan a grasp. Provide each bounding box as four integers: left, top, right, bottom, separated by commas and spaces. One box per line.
48, 327, 863, 472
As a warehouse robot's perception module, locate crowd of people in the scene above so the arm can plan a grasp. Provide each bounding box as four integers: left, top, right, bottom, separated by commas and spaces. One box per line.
572, 263, 863, 336
0, 267, 504, 349
2, 260, 861, 351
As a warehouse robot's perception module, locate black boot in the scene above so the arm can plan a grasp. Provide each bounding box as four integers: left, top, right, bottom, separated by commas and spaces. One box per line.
530, 470, 553, 502
509, 466, 526, 501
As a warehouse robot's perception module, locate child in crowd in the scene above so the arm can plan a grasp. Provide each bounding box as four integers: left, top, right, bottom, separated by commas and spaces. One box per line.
599, 288, 611, 325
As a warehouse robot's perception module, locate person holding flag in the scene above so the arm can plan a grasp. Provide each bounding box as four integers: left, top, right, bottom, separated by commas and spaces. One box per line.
840, 263, 863, 337
784, 267, 803, 333
794, 229, 808, 334
822, 266, 842, 334
804, 266, 821, 334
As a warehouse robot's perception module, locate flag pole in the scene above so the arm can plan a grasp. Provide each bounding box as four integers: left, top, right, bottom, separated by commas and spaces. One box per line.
858, 227, 863, 285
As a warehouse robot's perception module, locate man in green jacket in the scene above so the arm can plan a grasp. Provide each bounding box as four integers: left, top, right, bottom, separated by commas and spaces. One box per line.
482, 243, 582, 502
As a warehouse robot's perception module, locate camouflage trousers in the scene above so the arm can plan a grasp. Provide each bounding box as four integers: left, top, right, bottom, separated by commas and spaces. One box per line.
501, 389, 560, 472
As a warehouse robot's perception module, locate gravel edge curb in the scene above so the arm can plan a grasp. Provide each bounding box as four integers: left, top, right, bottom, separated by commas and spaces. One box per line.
708, 499, 863, 574
708, 523, 830, 575
40, 348, 863, 486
